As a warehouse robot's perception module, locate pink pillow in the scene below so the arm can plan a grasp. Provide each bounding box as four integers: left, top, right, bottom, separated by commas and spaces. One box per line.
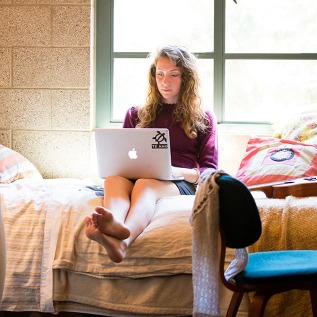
236, 137, 317, 186
0, 145, 42, 184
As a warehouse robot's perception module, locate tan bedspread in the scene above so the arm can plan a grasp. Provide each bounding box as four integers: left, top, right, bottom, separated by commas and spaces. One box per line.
1, 178, 316, 316
249, 195, 317, 317
0, 178, 99, 312
53, 195, 193, 278
0, 178, 196, 315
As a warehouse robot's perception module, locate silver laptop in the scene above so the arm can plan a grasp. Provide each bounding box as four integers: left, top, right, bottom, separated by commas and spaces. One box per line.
94, 128, 184, 181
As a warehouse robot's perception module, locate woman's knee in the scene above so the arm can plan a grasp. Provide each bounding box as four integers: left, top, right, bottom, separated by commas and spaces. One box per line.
104, 176, 133, 191
104, 175, 122, 185
133, 178, 157, 191
133, 179, 177, 197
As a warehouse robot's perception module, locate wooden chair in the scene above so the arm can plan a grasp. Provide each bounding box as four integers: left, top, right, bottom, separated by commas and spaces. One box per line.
215, 174, 317, 317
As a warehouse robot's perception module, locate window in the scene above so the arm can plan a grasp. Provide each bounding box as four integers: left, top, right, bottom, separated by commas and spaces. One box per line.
96, 0, 317, 128
225, 0, 317, 124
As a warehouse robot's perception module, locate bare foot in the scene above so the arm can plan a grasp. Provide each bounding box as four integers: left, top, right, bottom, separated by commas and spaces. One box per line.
84, 217, 127, 263
92, 206, 130, 240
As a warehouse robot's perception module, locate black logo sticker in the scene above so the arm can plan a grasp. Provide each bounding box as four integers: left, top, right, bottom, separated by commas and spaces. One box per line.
152, 131, 168, 149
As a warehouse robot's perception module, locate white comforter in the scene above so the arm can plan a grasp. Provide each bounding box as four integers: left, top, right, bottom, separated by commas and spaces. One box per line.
0, 178, 195, 314
5, 178, 304, 316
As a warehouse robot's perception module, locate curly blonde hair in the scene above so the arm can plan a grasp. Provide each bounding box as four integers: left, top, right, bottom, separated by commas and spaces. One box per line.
136, 45, 209, 139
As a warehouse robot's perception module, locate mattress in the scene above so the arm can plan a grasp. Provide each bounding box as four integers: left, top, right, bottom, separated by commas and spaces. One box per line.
0, 178, 248, 316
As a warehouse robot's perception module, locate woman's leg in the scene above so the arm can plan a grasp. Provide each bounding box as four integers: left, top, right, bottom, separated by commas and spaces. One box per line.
123, 178, 179, 246
91, 176, 134, 239
103, 175, 134, 222
86, 178, 179, 263
85, 176, 134, 259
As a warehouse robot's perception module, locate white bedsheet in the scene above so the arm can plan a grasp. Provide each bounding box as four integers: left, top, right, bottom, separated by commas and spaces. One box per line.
0, 178, 196, 314
0, 178, 101, 312
0, 178, 246, 316
53, 195, 193, 278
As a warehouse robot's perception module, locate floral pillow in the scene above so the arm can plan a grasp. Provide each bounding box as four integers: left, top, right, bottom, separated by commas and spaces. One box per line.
276, 111, 317, 144
0, 145, 42, 184
236, 136, 317, 186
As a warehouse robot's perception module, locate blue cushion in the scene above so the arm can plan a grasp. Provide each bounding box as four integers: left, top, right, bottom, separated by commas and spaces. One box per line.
234, 250, 317, 284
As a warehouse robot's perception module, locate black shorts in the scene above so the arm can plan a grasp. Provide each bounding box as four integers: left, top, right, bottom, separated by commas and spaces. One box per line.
172, 180, 196, 195
87, 180, 196, 196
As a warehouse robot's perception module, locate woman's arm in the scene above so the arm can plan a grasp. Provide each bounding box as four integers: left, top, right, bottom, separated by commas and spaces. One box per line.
172, 111, 218, 183
197, 111, 218, 172
122, 106, 139, 128
171, 166, 201, 184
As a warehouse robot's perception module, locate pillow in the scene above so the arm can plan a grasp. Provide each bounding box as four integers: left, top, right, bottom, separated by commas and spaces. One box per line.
276, 111, 317, 144
0, 145, 42, 184
236, 137, 317, 186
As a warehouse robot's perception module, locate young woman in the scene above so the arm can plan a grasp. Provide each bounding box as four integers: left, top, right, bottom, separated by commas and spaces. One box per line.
85, 45, 218, 263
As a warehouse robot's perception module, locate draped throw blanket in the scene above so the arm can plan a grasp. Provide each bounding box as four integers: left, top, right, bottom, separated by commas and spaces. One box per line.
190, 170, 248, 317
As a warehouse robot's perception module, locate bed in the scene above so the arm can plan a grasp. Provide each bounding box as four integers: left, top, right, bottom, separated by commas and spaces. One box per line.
0, 176, 252, 317
1, 176, 317, 317
1, 111, 317, 317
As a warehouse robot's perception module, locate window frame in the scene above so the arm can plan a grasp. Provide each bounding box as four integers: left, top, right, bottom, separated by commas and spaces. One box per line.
96, 0, 317, 131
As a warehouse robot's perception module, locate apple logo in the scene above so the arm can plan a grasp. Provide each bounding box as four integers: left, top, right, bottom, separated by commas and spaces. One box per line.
128, 148, 138, 159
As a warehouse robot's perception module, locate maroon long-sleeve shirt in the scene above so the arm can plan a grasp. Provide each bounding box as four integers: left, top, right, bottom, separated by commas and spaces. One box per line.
122, 104, 218, 173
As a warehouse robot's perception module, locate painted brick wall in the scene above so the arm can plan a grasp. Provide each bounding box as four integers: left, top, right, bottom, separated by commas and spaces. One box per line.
0, 0, 93, 179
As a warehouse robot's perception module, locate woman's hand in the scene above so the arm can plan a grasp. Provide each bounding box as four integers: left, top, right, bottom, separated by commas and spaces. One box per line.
171, 166, 200, 184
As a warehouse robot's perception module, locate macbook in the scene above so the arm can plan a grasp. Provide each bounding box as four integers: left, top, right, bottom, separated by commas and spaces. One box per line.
94, 128, 184, 181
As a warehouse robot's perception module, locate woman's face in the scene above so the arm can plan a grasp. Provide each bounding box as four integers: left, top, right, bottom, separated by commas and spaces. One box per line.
155, 56, 182, 104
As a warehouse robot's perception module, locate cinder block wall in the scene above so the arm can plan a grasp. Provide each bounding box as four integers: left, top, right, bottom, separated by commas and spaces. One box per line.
0, 0, 93, 179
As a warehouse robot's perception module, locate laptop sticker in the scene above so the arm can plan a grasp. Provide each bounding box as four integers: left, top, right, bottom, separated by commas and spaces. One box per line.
152, 131, 168, 149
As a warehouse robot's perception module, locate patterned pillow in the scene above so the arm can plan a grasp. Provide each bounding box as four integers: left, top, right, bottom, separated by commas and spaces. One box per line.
236, 137, 317, 186
277, 111, 317, 144
0, 145, 42, 184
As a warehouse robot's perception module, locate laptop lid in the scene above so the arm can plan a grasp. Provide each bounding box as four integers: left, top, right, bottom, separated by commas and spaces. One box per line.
95, 128, 182, 181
